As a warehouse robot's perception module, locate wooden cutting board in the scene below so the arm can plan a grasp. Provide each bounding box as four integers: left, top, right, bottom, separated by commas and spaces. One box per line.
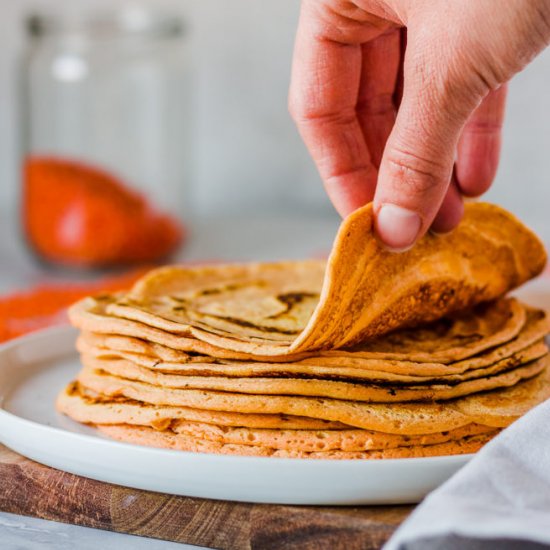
0, 444, 413, 549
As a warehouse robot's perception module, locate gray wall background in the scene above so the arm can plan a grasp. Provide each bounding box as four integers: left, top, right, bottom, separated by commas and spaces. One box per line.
1, 0, 549, 237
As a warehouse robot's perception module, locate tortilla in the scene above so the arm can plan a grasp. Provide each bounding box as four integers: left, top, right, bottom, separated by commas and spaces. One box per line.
57, 382, 496, 451
78, 333, 548, 384
456, 363, 550, 427
97, 424, 495, 459
107, 203, 545, 355
75, 358, 550, 434
70, 296, 539, 369
69, 203, 544, 358
57, 381, 349, 430
69, 295, 307, 362
311, 307, 548, 372
81, 346, 547, 403
291, 202, 545, 352
62, 202, 549, 459
169, 420, 497, 452
79, 332, 208, 363
109, 292, 527, 362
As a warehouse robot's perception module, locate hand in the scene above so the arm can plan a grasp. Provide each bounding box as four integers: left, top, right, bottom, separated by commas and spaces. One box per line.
289, 0, 550, 250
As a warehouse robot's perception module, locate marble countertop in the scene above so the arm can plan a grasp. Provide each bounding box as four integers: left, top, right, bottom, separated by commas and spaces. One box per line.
0, 210, 339, 549
0, 511, 201, 550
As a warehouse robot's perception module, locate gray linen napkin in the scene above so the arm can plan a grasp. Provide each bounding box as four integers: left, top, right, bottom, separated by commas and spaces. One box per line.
384, 399, 550, 550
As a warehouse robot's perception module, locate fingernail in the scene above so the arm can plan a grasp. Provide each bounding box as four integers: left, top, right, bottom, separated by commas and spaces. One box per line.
430, 228, 450, 236
375, 204, 422, 252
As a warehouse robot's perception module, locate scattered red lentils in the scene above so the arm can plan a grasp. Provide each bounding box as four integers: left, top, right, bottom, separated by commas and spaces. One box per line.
0, 269, 148, 343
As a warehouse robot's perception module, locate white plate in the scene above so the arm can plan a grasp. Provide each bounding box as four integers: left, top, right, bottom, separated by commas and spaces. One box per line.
3, 279, 549, 505
0, 326, 477, 505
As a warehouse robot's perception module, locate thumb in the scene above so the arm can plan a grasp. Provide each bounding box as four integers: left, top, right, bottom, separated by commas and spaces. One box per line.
373, 47, 481, 251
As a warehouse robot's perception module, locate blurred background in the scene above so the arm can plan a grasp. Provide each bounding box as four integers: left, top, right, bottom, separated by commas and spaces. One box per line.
1, 0, 550, 280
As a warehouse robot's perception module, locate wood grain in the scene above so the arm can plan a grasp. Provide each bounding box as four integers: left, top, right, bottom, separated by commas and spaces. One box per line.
0, 444, 413, 549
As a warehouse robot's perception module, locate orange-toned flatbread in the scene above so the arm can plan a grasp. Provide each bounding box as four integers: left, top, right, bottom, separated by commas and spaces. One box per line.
71, 298, 543, 369
97, 424, 495, 459
70, 203, 546, 357
57, 381, 348, 430
77, 310, 548, 381
291, 202, 545, 352
74, 358, 550, 435
57, 382, 496, 451
62, 202, 549, 460
168, 420, 497, 453
80, 343, 547, 403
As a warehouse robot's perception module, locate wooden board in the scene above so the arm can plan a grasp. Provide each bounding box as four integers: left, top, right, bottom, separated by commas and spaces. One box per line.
0, 444, 413, 549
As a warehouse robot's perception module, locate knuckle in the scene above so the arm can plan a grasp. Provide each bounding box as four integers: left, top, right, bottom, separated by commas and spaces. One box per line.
326, 163, 377, 184
288, 87, 307, 123
290, 102, 357, 128
356, 93, 395, 118
463, 119, 503, 135
405, 45, 484, 119
287, 94, 300, 122
385, 146, 450, 197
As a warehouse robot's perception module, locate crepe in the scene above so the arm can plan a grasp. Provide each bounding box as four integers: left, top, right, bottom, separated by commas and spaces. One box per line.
69, 203, 545, 357
60, 201, 550, 460
57, 382, 496, 451
77, 307, 548, 381
79, 340, 547, 384
168, 419, 497, 452
70, 297, 539, 369
311, 307, 548, 371
80, 343, 547, 403
97, 424, 495, 459
69, 295, 304, 362
74, 357, 550, 435
57, 381, 348, 430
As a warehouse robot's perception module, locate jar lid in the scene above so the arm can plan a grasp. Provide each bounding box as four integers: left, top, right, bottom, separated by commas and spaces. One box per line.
27, 7, 185, 40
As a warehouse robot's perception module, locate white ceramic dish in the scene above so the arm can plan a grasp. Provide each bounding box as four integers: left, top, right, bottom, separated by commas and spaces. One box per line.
2, 279, 548, 505
0, 326, 479, 505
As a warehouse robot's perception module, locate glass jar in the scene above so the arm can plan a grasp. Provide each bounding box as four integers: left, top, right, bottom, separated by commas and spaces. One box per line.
21, 8, 192, 268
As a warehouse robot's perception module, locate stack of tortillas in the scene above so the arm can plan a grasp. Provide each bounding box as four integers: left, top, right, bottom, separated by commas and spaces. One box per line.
58, 203, 550, 459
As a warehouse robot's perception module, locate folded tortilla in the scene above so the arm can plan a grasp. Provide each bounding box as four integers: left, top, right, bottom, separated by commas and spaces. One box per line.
79, 202, 545, 356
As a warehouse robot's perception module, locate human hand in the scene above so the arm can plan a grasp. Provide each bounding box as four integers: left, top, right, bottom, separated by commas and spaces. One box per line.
289, 0, 550, 250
